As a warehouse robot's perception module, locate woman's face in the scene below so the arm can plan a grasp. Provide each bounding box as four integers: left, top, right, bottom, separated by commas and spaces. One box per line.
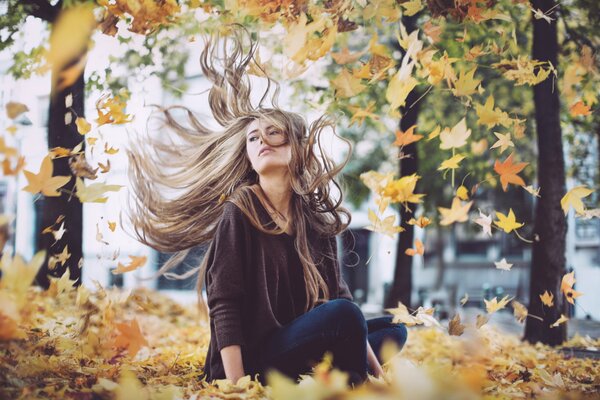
245, 118, 291, 177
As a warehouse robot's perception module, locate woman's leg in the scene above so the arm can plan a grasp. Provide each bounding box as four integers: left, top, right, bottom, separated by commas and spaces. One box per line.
365, 315, 408, 376
256, 298, 368, 386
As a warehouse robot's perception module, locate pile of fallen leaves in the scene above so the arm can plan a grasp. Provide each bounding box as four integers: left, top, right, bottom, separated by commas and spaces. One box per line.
1, 275, 598, 400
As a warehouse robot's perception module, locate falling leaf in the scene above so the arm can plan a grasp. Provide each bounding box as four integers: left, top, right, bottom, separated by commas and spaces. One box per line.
112, 255, 148, 274
108, 221, 117, 232
439, 117, 471, 150
450, 67, 481, 98
381, 173, 426, 207
494, 208, 524, 233
476, 314, 489, 328
5, 101, 29, 119
438, 154, 466, 171
560, 272, 583, 305
405, 239, 424, 256
494, 152, 528, 191
550, 314, 568, 328
392, 125, 422, 147
490, 132, 514, 154
386, 74, 418, 111
512, 300, 528, 323
494, 258, 513, 271
104, 142, 120, 155
540, 290, 554, 307
75, 177, 123, 203
448, 314, 465, 336
456, 185, 469, 200
75, 117, 92, 135
366, 209, 405, 238
523, 185, 541, 198
407, 215, 431, 228
22, 155, 71, 197
474, 96, 510, 128
474, 209, 493, 237
438, 196, 473, 226
460, 293, 469, 306
69, 153, 99, 179
561, 185, 594, 216
331, 68, 366, 98
484, 295, 513, 314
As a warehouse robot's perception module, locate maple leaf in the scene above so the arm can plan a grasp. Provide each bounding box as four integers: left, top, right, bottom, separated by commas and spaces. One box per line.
393, 125, 422, 147
448, 314, 465, 336
400, 0, 423, 16
0, 250, 46, 306
331, 68, 366, 98
331, 46, 368, 64
438, 196, 473, 226
540, 290, 554, 307
438, 154, 465, 171
474, 209, 493, 237
490, 132, 514, 154
550, 314, 568, 328
405, 239, 424, 256
561, 185, 594, 216
386, 74, 418, 111
439, 117, 471, 149
560, 272, 583, 305
407, 215, 431, 228
111, 318, 149, 358
112, 255, 148, 274
569, 101, 591, 117
460, 293, 469, 306
450, 67, 481, 98
494, 208, 524, 233
381, 173, 425, 206
493, 153, 528, 191
75, 117, 92, 135
475, 96, 511, 128
347, 101, 379, 127
512, 300, 528, 323
75, 177, 123, 203
494, 258, 513, 271
22, 155, 71, 197
476, 314, 489, 328
484, 295, 513, 314
456, 185, 469, 200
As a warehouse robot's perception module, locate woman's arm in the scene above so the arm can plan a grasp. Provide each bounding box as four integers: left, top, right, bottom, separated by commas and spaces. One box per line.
366, 341, 385, 379
221, 345, 245, 384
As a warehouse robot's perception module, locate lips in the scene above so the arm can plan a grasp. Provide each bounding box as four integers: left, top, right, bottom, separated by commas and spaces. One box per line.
259, 147, 274, 156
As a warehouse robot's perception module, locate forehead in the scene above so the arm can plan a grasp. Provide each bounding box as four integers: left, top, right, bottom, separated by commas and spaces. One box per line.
246, 118, 279, 134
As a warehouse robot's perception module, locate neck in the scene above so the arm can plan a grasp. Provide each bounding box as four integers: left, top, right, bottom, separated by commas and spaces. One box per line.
258, 173, 292, 217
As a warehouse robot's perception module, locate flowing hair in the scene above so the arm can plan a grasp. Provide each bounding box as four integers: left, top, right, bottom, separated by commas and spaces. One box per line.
123, 23, 353, 322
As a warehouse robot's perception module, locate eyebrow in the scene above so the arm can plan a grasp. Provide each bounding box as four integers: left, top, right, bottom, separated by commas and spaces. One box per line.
247, 125, 276, 136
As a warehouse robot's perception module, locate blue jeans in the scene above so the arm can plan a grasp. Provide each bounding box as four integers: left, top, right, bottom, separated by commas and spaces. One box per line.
255, 298, 408, 386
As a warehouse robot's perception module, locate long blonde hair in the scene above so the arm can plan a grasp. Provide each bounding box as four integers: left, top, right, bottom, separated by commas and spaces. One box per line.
124, 23, 353, 321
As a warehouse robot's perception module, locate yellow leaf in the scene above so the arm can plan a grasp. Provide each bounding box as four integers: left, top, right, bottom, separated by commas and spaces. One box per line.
438, 154, 465, 171
484, 295, 513, 314
0, 250, 46, 306
400, 0, 423, 16
450, 67, 481, 98
494, 208, 524, 233
560, 272, 583, 305
474, 95, 511, 128
112, 255, 148, 274
405, 239, 424, 256
456, 185, 469, 200
5, 101, 29, 119
540, 290, 554, 307
22, 155, 71, 197
75, 117, 91, 135
512, 300, 528, 323
561, 185, 594, 216
381, 173, 425, 206
331, 68, 366, 98
75, 177, 123, 203
366, 209, 404, 238
550, 314, 568, 328
392, 125, 422, 147
438, 196, 473, 226
386, 73, 418, 111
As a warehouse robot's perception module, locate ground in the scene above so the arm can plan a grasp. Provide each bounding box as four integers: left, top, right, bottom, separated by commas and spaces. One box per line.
1, 285, 598, 399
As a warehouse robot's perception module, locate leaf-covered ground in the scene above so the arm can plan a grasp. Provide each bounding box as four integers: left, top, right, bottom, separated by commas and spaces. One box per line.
1, 285, 598, 400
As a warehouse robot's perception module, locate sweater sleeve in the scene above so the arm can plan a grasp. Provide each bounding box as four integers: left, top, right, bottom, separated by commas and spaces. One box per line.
331, 235, 354, 302
206, 203, 248, 351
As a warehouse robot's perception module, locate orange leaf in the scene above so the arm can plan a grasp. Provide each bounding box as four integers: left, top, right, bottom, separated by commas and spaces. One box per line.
493, 152, 528, 191
392, 125, 422, 147
111, 318, 148, 358
569, 101, 591, 117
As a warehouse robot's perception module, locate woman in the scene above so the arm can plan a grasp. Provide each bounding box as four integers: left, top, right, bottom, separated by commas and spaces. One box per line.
125, 23, 407, 387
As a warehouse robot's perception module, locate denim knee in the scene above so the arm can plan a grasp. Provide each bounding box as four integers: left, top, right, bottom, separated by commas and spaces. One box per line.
326, 298, 367, 336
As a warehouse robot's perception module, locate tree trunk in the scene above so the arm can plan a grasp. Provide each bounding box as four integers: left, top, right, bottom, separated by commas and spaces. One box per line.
524, 0, 567, 345
385, 15, 421, 310
34, 48, 85, 289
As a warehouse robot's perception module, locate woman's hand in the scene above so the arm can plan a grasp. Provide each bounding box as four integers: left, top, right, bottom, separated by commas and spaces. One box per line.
366, 341, 385, 379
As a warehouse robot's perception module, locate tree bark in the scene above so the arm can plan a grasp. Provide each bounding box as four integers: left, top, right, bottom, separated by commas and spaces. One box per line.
384, 15, 421, 310
34, 31, 85, 288
524, 0, 567, 345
